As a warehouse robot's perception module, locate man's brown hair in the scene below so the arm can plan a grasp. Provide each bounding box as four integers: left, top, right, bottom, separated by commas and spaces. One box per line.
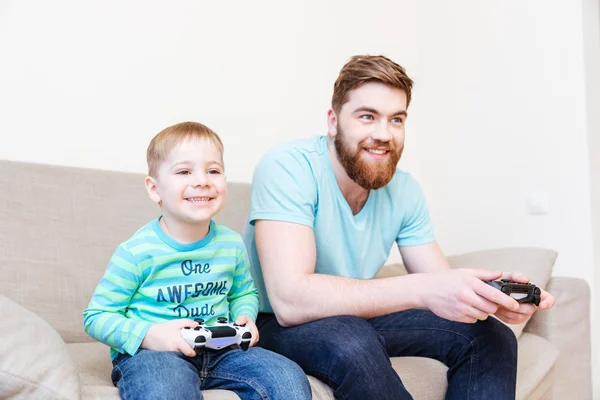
146, 121, 224, 177
331, 55, 413, 113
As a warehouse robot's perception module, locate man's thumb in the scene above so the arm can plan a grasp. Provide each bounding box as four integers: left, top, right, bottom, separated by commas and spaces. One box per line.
464, 268, 503, 281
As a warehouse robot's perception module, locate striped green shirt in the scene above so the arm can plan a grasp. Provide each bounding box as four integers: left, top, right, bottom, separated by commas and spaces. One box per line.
83, 218, 259, 359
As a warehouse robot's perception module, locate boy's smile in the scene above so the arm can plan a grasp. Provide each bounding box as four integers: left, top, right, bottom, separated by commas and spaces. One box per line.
145, 137, 226, 243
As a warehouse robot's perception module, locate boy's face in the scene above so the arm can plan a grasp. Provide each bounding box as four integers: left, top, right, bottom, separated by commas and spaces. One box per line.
145, 137, 226, 227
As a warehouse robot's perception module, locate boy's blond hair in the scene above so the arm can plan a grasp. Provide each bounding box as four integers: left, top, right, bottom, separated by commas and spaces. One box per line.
147, 121, 224, 177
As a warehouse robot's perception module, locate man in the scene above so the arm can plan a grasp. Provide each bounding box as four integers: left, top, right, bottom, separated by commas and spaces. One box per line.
243, 55, 555, 399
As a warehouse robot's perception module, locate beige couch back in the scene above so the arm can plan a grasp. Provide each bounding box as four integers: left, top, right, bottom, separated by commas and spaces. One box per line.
0, 160, 251, 342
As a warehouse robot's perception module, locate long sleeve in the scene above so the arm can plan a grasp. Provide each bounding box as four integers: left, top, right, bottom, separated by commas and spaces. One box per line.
227, 245, 259, 322
83, 244, 152, 356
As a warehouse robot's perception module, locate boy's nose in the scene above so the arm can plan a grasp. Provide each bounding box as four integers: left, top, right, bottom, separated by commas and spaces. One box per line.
192, 173, 210, 187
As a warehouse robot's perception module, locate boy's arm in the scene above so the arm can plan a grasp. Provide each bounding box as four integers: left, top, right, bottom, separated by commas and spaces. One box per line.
83, 244, 152, 356
227, 244, 259, 322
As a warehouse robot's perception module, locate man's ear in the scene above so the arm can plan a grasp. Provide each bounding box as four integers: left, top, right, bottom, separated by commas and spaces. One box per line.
145, 176, 161, 204
327, 108, 338, 138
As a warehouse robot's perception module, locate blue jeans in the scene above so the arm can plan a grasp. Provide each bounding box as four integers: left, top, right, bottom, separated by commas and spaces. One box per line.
256, 309, 517, 400
111, 347, 311, 400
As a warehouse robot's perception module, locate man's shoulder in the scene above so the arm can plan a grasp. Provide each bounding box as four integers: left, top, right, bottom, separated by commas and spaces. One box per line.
261, 136, 325, 164
386, 169, 421, 193
252, 136, 326, 184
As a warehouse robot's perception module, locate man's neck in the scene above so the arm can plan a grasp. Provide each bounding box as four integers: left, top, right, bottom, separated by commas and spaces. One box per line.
327, 139, 370, 215
159, 216, 210, 244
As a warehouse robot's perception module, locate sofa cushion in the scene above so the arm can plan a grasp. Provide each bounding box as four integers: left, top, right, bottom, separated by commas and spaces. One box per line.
0, 295, 80, 400
68, 341, 240, 399
515, 333, 558, 399
306, 358, 447, 400
69, 333, 556, 400
377, 248, 556, 338
0, 160, 253, 344
446, 248, 556, 338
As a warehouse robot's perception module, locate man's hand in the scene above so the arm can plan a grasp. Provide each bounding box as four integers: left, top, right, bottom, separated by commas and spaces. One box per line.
493, 272, 556, 325
140, 319, 199, 357
421, 268, 521, 323
235, 315, 259, 347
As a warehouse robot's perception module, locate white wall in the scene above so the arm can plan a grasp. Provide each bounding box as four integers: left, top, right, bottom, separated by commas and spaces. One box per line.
582, 0, 600, 396
409, 0, 595, 284
1, 0, 598, 392
410, 2, 597, 394
0, 0, 418, 182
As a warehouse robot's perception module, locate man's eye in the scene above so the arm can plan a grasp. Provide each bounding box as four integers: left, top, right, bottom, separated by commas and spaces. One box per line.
360, 115, 374, 121
392, 117, 404, 124
176, 170, 190, 175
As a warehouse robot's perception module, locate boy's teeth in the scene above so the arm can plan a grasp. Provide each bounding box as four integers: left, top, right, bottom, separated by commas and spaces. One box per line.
187, 197, 211, 202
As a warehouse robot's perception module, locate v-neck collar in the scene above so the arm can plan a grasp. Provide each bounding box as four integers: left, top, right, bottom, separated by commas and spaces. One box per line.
321, 136, 374, 219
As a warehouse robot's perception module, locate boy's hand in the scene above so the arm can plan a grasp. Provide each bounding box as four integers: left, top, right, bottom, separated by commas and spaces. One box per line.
235, 315, 259, 347
140, 319, 199, 357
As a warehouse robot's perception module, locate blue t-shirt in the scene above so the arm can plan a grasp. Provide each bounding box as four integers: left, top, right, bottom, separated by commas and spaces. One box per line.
243, 136, 435, 313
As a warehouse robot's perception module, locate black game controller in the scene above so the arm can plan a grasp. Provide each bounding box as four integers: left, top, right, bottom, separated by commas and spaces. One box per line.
486, 279, 541, 306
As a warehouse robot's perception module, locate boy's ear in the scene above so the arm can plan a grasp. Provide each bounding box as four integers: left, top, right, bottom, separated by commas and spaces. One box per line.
145, 176, 161, 204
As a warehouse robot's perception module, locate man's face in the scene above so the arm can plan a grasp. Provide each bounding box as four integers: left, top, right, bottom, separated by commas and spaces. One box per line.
146, 137, 227, 227
331, 81, 407, 190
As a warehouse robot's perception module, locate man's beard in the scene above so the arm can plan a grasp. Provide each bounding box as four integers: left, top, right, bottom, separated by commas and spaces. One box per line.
334, 126, 403, 190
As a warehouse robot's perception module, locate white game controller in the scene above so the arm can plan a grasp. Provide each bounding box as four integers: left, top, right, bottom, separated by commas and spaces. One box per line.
181, 317, 252, 352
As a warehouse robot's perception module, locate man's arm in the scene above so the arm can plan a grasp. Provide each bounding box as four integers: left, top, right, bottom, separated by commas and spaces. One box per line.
255, 220, 425, 326
398, 241, 450, 274
400, 243, 556, 324
256, 220, 519, 327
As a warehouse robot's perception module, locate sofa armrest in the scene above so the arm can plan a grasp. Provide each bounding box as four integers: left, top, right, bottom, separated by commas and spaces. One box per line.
523, 276, 592, 399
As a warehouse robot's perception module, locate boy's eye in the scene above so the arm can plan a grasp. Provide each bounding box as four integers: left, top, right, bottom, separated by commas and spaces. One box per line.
176, 170, 191, 175
208, 169, 222, 175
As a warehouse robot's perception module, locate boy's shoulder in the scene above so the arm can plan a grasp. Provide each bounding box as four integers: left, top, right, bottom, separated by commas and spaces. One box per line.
212, 222, 244, 242
116, 219, 160, 252
211, 222, 247, 251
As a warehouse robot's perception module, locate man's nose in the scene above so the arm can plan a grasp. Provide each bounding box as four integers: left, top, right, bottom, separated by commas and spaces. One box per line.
370, 121, 393, 142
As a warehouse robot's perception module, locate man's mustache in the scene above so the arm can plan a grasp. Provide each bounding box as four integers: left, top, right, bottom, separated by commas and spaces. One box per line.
358, 140, 396, 151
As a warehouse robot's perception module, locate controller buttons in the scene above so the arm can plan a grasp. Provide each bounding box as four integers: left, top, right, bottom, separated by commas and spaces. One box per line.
217, 317, 227, 323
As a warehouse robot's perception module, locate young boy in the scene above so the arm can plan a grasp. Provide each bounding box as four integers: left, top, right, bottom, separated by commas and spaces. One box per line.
83, 122, 311, 400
